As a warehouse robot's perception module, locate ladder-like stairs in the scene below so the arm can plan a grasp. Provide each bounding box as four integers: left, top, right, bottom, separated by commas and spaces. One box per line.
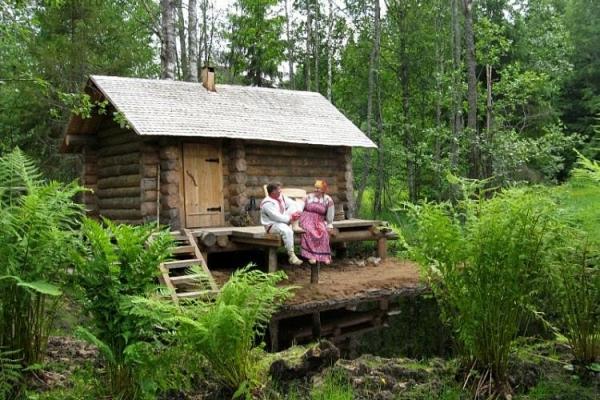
158, 229, 218, 303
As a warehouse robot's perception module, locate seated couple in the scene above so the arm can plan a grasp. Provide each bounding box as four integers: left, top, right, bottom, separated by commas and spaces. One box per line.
260, 181, 334, 266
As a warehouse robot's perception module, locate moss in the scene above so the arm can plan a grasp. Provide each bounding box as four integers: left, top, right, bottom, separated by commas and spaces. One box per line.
518, 379, 598, 400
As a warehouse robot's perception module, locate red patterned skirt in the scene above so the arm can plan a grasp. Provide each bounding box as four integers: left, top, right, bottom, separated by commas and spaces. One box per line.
299, 202, 331, 262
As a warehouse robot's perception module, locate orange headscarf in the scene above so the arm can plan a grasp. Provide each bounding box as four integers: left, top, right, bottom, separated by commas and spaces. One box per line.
314, 179, 328, 192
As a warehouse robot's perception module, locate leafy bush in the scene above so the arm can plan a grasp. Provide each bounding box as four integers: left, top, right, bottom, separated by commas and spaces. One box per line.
411, 182, 560, 392
0, 148, 84, 368
550, 154, 600, 365
73, 218, 180, 399
137, 266, 293, 398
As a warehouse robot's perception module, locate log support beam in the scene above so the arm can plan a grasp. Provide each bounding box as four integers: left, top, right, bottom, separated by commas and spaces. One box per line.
268, 248, 278, 273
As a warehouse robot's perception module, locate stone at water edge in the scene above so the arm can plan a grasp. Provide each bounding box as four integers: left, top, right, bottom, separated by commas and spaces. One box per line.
269, 340, 341, 381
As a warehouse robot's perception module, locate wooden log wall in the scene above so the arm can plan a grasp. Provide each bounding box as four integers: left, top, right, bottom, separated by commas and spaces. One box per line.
159, 141, 183, 230
226, 140, 248, 224
94, 123, 142, 224
140, 141, 160, 224
81, 148, 98, 216
239, 142, 354, 221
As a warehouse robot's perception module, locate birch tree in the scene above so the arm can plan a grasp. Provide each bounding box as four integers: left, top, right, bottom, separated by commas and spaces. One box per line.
161, 0, 177, 79
176, 0, 188, 79
188, 0, 199, 82
355, 0, 381, 213
463, 0, 479, 179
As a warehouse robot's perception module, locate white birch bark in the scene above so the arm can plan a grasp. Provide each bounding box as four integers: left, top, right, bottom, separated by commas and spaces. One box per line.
188, 0, 199, 82
161, 0, 177, 80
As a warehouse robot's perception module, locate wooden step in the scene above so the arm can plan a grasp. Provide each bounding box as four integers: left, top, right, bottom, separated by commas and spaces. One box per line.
170, 274, 207, 285
176, 290, 217, 299
172, 245, 195, 255
162, 259, 203, 270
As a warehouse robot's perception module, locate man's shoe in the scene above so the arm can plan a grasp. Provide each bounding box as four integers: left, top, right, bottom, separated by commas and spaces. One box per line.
288, 253, 303, 265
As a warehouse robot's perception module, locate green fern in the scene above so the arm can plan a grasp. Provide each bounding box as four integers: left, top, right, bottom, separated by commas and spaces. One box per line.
173, 266, 293, 396
0, 148, 84, 374
74, 218, 179, 399
571, 150, 600, 184
130, 266, 294, 397
0, 347, 22, 400
412, 185, 561, 390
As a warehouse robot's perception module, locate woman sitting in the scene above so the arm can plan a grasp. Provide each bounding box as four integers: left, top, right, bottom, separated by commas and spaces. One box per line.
299, 180, 335, 265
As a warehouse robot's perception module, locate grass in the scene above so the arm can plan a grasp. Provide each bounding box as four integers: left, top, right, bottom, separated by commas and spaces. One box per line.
310, 369, 354, 400
516, 378, 598, 400
554, 181, 600, 241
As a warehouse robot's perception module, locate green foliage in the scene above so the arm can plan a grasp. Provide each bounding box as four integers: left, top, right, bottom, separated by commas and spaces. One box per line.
551, 236, 600, 365
73, 219, 180, 399
0, 348, 22, 400
561, 0, 600, 152
0, 0, 158, 178
27, 364, 100, 400
310, 369, 354, 400
411, 183, 561, 387
227, 0, 286, 86
169, 266, 293, 397
0, 148, 84, 373
549, 154, 600, 365
519, 379, 598, 400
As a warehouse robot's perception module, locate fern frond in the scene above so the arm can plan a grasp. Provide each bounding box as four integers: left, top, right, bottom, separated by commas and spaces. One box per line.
0, 148, 43, 200
0, 347, 22, 398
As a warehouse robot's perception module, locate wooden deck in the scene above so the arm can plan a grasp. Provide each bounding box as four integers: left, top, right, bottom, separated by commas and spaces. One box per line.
189, 219, 398, 272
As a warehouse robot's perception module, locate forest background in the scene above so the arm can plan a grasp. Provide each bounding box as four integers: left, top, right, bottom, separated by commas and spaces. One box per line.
0, 0, 598, 213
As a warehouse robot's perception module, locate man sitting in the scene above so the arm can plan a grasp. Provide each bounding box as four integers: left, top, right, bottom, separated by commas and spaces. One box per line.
260, 182, 303, 265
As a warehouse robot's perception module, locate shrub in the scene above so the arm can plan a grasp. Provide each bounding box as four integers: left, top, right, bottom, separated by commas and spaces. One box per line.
73, 218, 181, 399
0, 148, 84, 367
139, 266, 293, 398
411, 183, 561, 394
550, 154, 600, 365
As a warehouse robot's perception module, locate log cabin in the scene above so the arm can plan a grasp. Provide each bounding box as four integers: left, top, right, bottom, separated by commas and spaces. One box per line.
62, 73, 416, 349
61, 70, 376, 230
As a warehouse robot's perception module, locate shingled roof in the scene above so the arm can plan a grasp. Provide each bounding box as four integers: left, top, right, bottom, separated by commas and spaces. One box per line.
65, 75, 376, 149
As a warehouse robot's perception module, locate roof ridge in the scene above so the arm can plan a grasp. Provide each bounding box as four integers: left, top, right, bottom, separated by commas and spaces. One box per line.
90, 75, 321, 96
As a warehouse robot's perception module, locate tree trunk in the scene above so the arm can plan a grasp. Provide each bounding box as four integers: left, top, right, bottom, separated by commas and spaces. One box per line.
327, 0, 333, 100
314, 2, 320, 93
463, 0, 479, 179
483, 63, 493, 178
451, 0, 463, 171
198, 0, 207, 69
207, 4, 215, 65
396, 3, 417, 203
374, 66, 385, 214
161, 0, 176, 80
285, 0, 295, 88
373, 0, 384, 214
305, 1, 312, 91
176, 0, 188, 80
355, 0, 381, 214
434, 2, 445, 200
188, 0, 198, 82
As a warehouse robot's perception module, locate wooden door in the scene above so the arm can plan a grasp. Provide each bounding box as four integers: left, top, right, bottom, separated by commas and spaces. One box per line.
182, 143, 224, 227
